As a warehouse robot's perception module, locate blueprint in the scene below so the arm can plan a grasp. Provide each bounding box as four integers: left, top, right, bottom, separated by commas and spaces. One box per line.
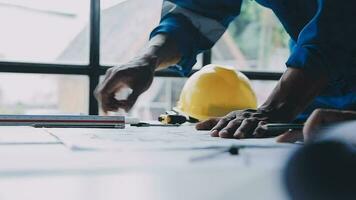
0, 126, 59, 144
47, 125, 296, 151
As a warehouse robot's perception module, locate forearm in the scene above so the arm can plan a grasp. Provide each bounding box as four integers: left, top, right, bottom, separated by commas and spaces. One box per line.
259, 68, 329, 122
139, 34, 181, 70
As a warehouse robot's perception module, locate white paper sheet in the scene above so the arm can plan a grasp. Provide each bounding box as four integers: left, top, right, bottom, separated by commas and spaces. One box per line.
0, 125, 295, 179
0, 168, 287, 200
0, 126, 59, 144
47, 125, 296, 151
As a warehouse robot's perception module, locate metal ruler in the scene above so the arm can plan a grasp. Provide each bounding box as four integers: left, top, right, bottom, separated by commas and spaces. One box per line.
0, 115, 125, 128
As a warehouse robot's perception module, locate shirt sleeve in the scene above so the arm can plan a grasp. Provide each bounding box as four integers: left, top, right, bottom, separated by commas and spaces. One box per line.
286, 0, 356, 85
150, 0, 243, 76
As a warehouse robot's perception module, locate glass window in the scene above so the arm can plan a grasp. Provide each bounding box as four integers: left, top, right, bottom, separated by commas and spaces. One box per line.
0, 0, 90, 64
212, 1, 290, 72
0, 74, 89, 114
250, 80, 277, 106
129, 77, 187, 120
100, 0, 162, 66
100, 0, 203, 69
99, 76, 187, 120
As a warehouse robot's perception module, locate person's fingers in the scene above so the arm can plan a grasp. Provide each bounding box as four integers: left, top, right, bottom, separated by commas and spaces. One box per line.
103, 67, 114, 82
195, 118, 220, 131
241, 112, 252, 118
276, 130, 303, 143
210, 116, 235, 136
303, 109, 354, 142
123, 91, 140, 112
233, 118, 258, 139
95, 68, 126, 113
96, 68, 116, 95
219, 119, 243, 138
100, 67, 137, 98
303, 110, 322, 137
97, 68, 113, 90
94, 73, 110, 103
252, 121, 268, 138
302, 109, 334, 142
101, 95, 122, 113
99, 83, 132, 113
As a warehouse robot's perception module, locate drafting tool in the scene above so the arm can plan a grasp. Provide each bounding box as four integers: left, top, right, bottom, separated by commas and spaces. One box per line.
32, 123, 124, 129
130, 122, 180, 127
158, 113, 187, 125
0, 115, 125, 128
158, 110, 200, 125
264, 123, 304, 137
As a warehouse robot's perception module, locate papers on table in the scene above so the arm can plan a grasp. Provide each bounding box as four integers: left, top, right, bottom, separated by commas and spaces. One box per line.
47, 125, 296, 151
0, 167, 287, 200
0, 124, 296, 199
0, 126, 59, 144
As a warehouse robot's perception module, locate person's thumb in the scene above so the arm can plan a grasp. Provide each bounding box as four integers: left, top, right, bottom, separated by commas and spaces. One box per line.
276, 130, 303, 143
196, 118, 220, 130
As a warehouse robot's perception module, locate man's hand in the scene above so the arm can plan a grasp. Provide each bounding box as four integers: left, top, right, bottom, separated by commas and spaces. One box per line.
95, 34, 181, 114
196, 109, 272, 139
95, 56, 156, 113
277, 109, 356, 143
196, 68, 329, 139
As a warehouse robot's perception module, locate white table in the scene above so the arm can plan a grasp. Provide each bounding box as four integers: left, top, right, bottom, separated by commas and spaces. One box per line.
0, 126, 296, 200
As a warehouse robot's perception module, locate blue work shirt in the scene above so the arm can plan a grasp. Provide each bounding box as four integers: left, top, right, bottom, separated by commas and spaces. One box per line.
150, 0, 356, 121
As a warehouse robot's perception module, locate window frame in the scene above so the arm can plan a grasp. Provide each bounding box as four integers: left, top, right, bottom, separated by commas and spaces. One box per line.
0, 0, 282, 115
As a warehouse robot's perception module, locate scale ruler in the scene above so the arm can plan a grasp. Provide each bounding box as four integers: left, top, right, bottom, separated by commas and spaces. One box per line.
0, 115, 125, 128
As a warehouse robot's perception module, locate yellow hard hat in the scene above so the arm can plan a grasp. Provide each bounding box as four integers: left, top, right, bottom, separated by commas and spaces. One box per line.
175, 64, 257, 121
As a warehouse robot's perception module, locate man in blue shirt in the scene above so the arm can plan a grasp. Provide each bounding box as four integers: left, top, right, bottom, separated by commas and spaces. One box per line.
95, 0, 356, 140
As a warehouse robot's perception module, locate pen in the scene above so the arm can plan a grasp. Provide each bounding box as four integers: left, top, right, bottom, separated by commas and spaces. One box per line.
263, 123, 304, 137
